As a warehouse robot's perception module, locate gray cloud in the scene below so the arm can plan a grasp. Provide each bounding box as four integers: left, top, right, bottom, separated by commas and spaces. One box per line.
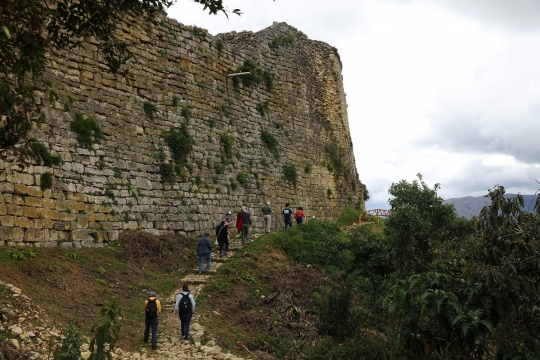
422, 108, 540, 165
438, 162, 540, 204
439, 0, 540, 32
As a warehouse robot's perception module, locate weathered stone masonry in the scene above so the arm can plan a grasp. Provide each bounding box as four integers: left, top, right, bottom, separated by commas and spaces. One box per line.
0, 16, 363, 247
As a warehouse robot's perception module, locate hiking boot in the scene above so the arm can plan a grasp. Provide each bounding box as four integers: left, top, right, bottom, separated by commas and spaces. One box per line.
152, 345, 157, 350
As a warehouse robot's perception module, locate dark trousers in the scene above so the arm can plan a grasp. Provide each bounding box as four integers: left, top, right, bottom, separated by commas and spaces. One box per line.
144, 316, 158, 347
284, 219, 293, 230
179, 312, 193, 340
218, 240, 229, 255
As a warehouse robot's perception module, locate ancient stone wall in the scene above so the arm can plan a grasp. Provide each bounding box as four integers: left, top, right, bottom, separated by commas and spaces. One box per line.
0, 16, 363, 247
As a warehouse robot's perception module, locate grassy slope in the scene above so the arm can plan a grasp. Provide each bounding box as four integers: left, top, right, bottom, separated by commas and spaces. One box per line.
0, 232, 198, 352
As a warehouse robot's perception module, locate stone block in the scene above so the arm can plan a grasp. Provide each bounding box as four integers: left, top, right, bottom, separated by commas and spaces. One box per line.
72, 163, 85, 173
43, 199, 56, 209
25, 197, 43, 208
26, 186, 42, 197
17, 217, 33, 228
42, 208, 61, 221
136, 177, 153, 190
71, 229, 93, 241
37, 218, 54, 229
76, 214, 89, 229
13, 184, 28, 196
24, 229, 49, 242
7, 205, 24, 216
0, 204, 6, 216
8, 227, 25, 242
0, 216, 15, 227
59, 212, 76, 222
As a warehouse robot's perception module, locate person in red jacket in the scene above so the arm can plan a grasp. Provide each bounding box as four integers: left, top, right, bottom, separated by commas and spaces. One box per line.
294, 207, 306, 225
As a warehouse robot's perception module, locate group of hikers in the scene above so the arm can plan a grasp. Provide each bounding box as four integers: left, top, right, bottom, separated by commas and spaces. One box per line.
143, 201, 309, 350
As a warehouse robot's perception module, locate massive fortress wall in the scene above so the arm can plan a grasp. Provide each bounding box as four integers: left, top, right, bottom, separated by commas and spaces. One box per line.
0, 16, 363, 247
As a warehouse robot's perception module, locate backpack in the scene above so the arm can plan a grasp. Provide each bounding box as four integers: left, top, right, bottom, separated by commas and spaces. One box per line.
146, 299, 158, 319
178, 293, 192, 314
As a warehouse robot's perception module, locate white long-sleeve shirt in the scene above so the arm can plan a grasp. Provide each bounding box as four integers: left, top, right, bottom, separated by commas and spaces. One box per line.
174, 291, 196, 314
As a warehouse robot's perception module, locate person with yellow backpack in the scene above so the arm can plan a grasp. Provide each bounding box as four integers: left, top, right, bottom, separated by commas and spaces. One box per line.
143, 291, 161, 350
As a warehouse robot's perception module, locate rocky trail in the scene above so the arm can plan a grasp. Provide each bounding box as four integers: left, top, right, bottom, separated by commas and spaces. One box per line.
0, 233, 262, 360
141, 233, 262, 360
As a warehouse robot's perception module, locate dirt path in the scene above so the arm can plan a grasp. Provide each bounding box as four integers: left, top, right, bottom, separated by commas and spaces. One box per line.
138, 233, 262, 360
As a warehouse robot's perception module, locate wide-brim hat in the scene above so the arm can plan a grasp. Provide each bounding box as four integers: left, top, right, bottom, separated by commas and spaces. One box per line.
266, 201, 270, 205
226, 211, 232, 215
149, 291, 156, 297
241, 206, 247, 212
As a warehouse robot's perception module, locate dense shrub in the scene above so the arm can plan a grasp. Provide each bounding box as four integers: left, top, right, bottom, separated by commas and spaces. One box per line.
279, 220, 352, 272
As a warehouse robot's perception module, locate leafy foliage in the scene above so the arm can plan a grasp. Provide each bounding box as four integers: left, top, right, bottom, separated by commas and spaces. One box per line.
40, 172, 53, 191
279, 220, 352, 273
260, 129, 279, 159
237, 172, 248, 186
29, 142, 61, 166
385, 173, 465, 274
54, 324, 82, 360
219, 133, 234, 161
268, 33, 295, 49
143, 101, 157, 120
165, 124, 194, 168
70, 113, 105, 149
282, 164, 298, 187
317, 287, 357, 340
256, 100, 270, 117
216, 38, 225, 53
232, 59, 275, 91
324, 140, 347, 179
88, 298, 122, 360
158, 163, 175, 183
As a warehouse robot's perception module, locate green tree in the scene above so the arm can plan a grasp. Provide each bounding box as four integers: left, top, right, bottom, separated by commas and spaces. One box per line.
383, 185, 540, 359
385, 173, 462, 274
0, 0, 240, 152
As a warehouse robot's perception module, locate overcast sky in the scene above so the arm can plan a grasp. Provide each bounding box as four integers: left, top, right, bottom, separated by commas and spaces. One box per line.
168, 0, 540, 209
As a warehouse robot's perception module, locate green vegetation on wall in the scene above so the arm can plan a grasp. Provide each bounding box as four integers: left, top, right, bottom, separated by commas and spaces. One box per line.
282, 164, 298, 187
260, 129, 279, 159
232, 59, 275, 91
159, 163, 175, 183
165, 124, 194, 168
256, 100, 270, 117
70, 113, 105, 148
324, 140, 346, 178
216, 38, 225, 53
40, 172, 53, 191
29, 142, 61, 166
220, 133, 234, 162
268, 33, 295, 49
143, 101, 157, 120
237, 172, 248, 186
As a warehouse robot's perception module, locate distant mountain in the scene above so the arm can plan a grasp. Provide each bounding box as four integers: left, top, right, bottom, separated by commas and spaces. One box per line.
443, 194, 538, 219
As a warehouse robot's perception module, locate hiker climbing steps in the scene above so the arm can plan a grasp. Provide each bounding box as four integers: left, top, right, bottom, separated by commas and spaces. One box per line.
139, 232, 262, 359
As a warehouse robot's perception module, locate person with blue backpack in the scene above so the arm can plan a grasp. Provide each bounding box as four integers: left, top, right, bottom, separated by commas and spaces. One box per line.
143, 291, 162, 350
174, 285, 196, 345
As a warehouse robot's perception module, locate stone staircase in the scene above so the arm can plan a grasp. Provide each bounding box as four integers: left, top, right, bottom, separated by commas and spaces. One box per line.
138, 233, 263, 359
